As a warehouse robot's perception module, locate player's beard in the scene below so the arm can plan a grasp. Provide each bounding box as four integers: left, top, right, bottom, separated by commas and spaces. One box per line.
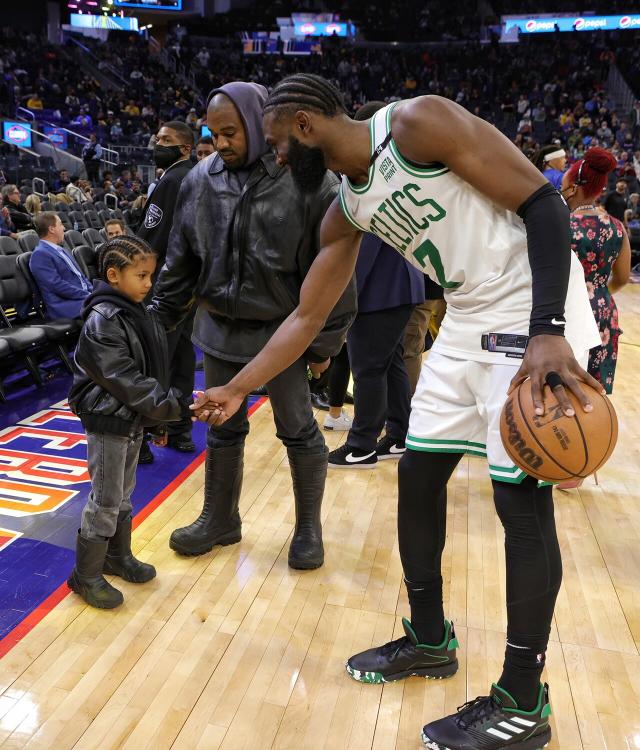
287, 135, 328, 194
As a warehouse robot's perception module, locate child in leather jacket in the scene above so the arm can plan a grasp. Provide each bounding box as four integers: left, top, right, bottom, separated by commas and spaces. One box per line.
68, 235, 183, 609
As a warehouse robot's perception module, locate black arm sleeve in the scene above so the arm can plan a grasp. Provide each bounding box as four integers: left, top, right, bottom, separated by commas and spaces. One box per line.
516, 183, 571, 338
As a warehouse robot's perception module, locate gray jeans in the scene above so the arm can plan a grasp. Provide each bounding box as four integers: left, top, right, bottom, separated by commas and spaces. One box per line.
81, 430, 143, 540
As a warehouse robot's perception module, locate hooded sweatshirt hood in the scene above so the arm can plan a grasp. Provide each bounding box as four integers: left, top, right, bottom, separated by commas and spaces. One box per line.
81, 279, 146, 321
207, 81, 270, 168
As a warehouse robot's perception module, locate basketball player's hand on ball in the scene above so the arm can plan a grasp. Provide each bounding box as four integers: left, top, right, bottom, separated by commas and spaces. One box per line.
190, 387, 242, 426
510, 335, 605, 417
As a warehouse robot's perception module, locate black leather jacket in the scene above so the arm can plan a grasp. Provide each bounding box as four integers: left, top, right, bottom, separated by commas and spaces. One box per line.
152, 152, 357, 363
69, 300, 182, 436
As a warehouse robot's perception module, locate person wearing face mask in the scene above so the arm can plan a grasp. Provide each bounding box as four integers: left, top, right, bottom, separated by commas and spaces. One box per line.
137, 121, 195, 462
151, 81, 356, 568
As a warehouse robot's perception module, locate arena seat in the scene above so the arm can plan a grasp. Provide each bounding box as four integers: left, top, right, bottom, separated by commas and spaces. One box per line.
72, 245, 99, 281
63, 230, 86, 250
0, 237, 22, 256
83, 210, 102, 230
82, 228, 102, 249
98, 209, 112, 226
58, 213, 72, 230
69, 211, 87, 231
18, 231, 39, 254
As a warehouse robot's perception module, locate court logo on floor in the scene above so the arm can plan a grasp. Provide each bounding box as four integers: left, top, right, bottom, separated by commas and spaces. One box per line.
0, 527, 22, 552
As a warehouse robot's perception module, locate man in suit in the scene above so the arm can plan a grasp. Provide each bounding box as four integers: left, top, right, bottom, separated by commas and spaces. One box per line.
29, 212, 91, 320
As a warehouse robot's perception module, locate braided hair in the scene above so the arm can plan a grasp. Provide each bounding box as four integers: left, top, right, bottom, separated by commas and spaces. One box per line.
264, 74, 346, 118
98, 235, 157, 281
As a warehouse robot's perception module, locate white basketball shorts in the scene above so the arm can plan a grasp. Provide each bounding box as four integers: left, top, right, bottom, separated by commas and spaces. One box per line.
407, 352, 541, 484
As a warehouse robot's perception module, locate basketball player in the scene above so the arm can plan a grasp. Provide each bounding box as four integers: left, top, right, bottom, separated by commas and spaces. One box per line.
193, 75, 601, 749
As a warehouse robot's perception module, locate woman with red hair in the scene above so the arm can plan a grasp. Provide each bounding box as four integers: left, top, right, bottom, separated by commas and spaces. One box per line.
561, 147, 631, 396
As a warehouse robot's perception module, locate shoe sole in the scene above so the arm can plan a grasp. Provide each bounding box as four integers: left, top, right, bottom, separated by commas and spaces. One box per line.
288, 556, 324, 570
169, 530, 241, 556
377, 453, 405, 460
168, 445, 197, 453
323, 426, 351, 432
67, 576, 123, 609
345, 659, 458, 684
421, 729, 550, 750
328, 462, 377, 470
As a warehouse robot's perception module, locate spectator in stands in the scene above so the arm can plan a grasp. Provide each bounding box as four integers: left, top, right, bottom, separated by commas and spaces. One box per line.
82, 134, 103, 186
24, 194, 42, 219
66, 176, 91, 204
128, 195, 146, 232
604, 179, 628, 221
195, 135, 215, 161
630, 100, 640, 142
185, 107, 199, 130
26, 92, 43, 110
628, 192, 640, 219
110, 119, 124, 142
534, 144, 567, 190
54, 169, 71, 192
0, 194, 18, 239
105, 218, 126, 240
30, 212, 91, 320
1, 185, 33, 231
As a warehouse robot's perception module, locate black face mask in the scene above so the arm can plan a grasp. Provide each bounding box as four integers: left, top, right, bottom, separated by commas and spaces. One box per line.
287, 135, 327, 194
153, 144, 184, 169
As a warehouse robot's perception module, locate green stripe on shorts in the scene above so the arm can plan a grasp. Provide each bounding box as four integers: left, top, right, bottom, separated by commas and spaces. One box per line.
406, 436, 487, 456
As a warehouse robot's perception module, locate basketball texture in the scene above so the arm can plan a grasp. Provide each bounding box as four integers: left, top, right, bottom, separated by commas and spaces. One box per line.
500, 380, 618, 482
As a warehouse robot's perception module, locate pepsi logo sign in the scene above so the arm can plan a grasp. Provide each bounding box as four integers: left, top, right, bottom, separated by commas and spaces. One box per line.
619, 15, 631, 27
574, 17, 585, 30
525, 19, 537, 31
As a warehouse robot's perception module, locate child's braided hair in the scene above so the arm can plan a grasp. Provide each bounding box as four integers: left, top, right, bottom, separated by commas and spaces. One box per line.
98, 235, 156, 281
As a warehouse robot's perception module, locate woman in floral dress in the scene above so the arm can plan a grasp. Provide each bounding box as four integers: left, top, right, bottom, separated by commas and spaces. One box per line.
561, 148, 631, 394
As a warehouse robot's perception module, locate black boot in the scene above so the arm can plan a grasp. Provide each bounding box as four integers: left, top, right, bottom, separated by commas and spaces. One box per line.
68, 533, 124, 609
287, 449, 328, 570
169, 443, 244, 556
104, 512, 156, 583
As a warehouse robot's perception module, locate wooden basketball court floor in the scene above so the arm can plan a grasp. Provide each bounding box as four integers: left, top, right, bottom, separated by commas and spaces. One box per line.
1, 287, 639, 750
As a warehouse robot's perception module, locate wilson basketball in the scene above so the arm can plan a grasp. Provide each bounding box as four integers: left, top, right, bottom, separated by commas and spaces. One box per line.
500, 380, 618, 483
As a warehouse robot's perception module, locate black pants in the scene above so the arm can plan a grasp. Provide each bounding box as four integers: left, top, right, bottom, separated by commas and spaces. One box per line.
346, 304, 414, 452
328, 344, 350, 408
398, 449, 562, 664
166, 313, 196, 439
84, 160, 100, 185
204, 354, 326, 454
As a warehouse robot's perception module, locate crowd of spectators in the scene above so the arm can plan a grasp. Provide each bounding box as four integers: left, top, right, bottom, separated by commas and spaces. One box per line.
2, 16, 640, 241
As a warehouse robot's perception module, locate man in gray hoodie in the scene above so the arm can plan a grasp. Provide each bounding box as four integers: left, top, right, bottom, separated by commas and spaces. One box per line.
152, 82, 356, 569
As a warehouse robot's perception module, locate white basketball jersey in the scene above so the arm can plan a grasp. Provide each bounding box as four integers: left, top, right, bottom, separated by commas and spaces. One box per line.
339, 102, 600, 362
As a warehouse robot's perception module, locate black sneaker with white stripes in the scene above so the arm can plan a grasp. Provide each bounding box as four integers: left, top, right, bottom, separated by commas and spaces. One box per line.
328, 443, 377, 469
375, 435, 406, 460
422, 683, 552, 750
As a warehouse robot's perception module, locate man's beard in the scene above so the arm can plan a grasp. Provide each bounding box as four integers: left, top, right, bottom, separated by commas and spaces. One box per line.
287, 135, 328, 194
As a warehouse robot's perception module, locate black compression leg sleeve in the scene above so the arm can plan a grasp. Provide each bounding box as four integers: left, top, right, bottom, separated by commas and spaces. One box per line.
493, 478, 562, 710
398, 449, 462, 645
